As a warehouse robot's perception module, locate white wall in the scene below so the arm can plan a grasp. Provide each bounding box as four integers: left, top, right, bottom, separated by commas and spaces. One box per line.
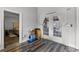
0, 7, 38, 50
37, 7, 77, 49
76, 8, 79, 49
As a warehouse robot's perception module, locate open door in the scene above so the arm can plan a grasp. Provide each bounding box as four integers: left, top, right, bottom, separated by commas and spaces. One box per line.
4, 10, 20, 51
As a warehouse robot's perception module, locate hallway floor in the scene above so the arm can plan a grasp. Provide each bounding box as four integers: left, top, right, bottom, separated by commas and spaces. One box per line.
1, 39, 79, 52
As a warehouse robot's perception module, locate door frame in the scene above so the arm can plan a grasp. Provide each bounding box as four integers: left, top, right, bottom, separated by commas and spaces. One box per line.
2, 9, 22, 49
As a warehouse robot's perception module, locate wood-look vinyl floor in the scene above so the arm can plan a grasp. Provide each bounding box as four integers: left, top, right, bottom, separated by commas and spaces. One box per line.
1, 39, 79, 52
3, 36, 19, 52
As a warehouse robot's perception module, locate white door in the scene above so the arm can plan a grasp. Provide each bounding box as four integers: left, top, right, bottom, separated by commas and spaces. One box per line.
63, 7, 76, 47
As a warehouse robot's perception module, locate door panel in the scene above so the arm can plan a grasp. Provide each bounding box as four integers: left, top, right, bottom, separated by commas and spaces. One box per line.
63, 7, 76, 47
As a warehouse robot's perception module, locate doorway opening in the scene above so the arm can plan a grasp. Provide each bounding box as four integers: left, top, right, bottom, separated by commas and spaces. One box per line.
4, 10, 20, 50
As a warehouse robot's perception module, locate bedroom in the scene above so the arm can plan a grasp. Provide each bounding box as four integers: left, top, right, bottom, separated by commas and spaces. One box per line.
0, 7, 79, 52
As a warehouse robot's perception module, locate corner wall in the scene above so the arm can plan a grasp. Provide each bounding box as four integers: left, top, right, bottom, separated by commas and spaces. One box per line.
37, 7, 78, 49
